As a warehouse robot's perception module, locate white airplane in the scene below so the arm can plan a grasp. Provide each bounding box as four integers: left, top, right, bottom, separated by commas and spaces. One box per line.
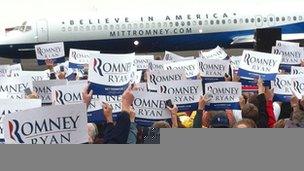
0, 0, 303, 58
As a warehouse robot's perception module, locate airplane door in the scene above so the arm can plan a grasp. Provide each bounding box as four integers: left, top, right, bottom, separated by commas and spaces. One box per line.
36, 19, 49, 43
255, 15, 263, 27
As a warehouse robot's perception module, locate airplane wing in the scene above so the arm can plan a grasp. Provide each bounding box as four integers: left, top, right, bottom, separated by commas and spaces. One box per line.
231, 33, 304, 45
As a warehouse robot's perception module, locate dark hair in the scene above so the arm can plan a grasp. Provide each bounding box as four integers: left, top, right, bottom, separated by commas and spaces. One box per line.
242, 103, 259, 125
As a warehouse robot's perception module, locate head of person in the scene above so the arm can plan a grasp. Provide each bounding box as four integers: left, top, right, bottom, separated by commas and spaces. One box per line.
241, 103, 259, 125
210, 114, 230, 128
87, 123, 99, 144
233, 119, 257, 128
274, 119, 287, 128
152, 121, 171, 128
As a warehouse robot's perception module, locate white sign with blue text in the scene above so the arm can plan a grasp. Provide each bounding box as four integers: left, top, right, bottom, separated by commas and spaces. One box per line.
274, 75, 293, 102
158, 80, 203, 112
205, 82, 242, 110
88, 53, 136, 96
33, 80, 67, 104
198, 58, 230, 82
0, 76, 33, 99
164, 60, 199, 78
69, 49, 100, 69
199, 46, 228, 60
239, 50, 282, 81
3, 104, 88, 144
35, 42, 65, 65
272, 46, 304, 71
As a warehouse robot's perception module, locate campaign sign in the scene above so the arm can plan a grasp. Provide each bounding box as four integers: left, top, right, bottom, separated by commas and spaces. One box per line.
273, 75, 293, 102
291, 66, 304, 75
0, 64, 22, 77
205, 82, 242, 110
52, 84, 103, 123
130, 71, 143, 84
276, 40, 300, 47
164, 60, 199, 78
33, 80, 67, 104
69, 49, 100, 69
147, 69, 186, 91
291, 76, 304, 99
272, 46, 304, 71
3, 104, 88, 144
158, 80, 203, 112
239, 50, 282, 81
199, 46, 228, 60
135, 83, 149, 92
0, 76, 33, 99
133, 91, 171, 124
164, 51, 194, 62
134, 55, 154, 70
230, 56, 242, 72
12, 70, 50, 81
35, 42, 65, 65
148, 60, 166, 70
99, 95, 122, 114
88, 53, 136, 96
0, 99, 41, 141
198, 58, 230, 82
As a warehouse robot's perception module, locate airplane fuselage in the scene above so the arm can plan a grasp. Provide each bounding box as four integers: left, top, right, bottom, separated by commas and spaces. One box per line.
0, 1, 304, 58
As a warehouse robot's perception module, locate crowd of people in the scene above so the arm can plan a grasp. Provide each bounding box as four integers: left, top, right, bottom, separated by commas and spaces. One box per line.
17, 51, 304, 144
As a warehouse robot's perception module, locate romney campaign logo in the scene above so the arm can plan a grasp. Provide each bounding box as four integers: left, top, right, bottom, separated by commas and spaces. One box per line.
55, 90, 64, 105
293, 81, 304, 94
93, 58, 103, 76
8, 120, 25, 143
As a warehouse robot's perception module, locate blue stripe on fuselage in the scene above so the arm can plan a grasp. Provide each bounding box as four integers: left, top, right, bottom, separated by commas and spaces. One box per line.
0, 22, 303, 58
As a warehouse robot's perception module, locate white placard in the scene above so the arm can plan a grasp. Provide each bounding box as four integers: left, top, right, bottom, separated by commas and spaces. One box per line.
276, 40, 300, 47
272, 46, 304, 67
134, 55, 155, 70
35, 42, 65, 65
0, 76, 33, 99
33, 80, 67, 103
0, 99, 42, 140
88, 53, 136, 95
148, 60, 166, 70
12, 70, 50, 81
69, 49, 100, 68
158, 80, 203, 112
147, 69, 186, 91
291, 66, 304, 75
205, 82, 242, 110
239, 50, 282, 80
199, 46, 228, 60
3, 104, 88, 144
273, 75, 293, 102
164, 59, 199, 78
133, 91, 171, 120
198, 58, 230, 78
164, 51, 194, 62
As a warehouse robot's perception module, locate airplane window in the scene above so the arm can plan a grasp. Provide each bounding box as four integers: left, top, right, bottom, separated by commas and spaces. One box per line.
158, 22, 162, 27
92, 26, 96, 31
228, 19, 232, 24
239, 18, 244, 23
287, 16, 291, 21
263, 18, 267, 22
204, 20, 208, 25
140, 23, 144, 28
133, 23, 138, 29
198, 21, 203, 25
61, 27, 66, 32
110, 25, 114, 30
98, 25, 103, 30
74, 26, 78, 31
80, 26, 84, 31
293, 16, 297, 21
269, 17, 274, 22
299, 16, 303, 21
175, 22, 179, 27
216, 20, 220, 24
146, 23, 150, 28
181, 21, 185, 26
104, 25, 108, 30
210, 20, 214, 25
187, 21, 191, 26
163, 22, 168, 27
151, 22, 156, 28
251, 18, 255, 23
192, 21, 197, 26
169, 22, 174, 27
115, 25, 120, 29
121, 24, 126, 29
222, 20, 226, 24
282, 17, 286, 21
233, 19, 237, 24
276, 17, 280, 22
257, 18, 261, 22
245, 18, 249, 23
